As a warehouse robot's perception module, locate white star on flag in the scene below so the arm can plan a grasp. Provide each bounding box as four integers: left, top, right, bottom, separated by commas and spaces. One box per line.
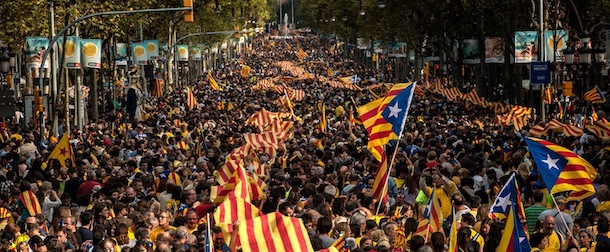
542, 154, 560, 170
495, 193, 512, 213
388, 103, 402, 118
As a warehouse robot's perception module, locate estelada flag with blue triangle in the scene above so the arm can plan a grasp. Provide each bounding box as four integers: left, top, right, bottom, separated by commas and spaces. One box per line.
497, 200, 531, 252
524, 137, 597, 201
488, 173, 528, 235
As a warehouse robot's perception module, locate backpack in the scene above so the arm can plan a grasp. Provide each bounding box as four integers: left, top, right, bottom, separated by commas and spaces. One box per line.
467, 232, 481, 252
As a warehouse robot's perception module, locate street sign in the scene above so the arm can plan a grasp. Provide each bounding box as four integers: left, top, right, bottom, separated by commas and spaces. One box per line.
530, 61, 550, 84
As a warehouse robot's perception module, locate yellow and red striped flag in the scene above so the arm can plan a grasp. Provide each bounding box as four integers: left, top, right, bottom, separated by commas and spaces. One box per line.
186, 87, 199, 110
525, 137, 598, 201
464, 89, 486, 106
543, 86, 553, 104
18, 190, 42, 217
269, 119, 294, 142
214, 195, 261, 232
563, 124, 584, 137
296, 48, 308, 61
244, 132, 279, 151
236, 212, 314, 252
583, 86, 606, 104
153, 78, 164, 97
208, 72, 221, 91
513, 115, 528, 131
357, 83, 416, 162
246, 109, 290, 130
529, 124, 547, 137
210, 165, 251, 203
587, 120, 610, 140
415, 188, 443, 241
372, 154, 389, 203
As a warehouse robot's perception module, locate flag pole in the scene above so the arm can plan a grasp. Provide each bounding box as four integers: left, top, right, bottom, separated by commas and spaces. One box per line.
375, 126, 406, 217
206, 213, 212, 252
375, 82, 417, 217
549, 194, 571, 231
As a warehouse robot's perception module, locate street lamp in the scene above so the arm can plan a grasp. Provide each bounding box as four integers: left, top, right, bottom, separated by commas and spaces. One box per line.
378, 1, 386, 9
214, 0, 221, 14
0, 50, 9, 87
9, 52, 16, 69
594, 45, 606, 63
563, 46, 574, 64
359, 0, 365, 16
0, 50, 9, 75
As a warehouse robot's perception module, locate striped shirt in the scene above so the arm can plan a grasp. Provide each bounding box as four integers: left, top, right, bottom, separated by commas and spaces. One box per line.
525, 205, 547, 234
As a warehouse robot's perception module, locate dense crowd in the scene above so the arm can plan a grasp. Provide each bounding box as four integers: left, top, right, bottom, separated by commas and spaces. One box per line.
0, 32, 608, 252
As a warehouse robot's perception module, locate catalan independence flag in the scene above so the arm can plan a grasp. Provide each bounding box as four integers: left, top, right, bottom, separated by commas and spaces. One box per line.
525, 137, 598, 201
415, 188, 443, 241
318, 102, 329, 133
488, 173, 528, 235
18, 190, 42, 217
186, 87, 199, 110
236, 212, 314, 252
208, 72, 221, 91
372, 154, 389, 203
496, 200, 531, 252
583, 86, 606, 104
357, 82, 416, 162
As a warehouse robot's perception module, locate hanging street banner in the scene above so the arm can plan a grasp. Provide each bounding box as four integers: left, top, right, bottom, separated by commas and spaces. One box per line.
462, 39, 481, 64
484, 37, 505, 63
25, 37, 49, 68
543, 30, 567, 62
115, 43, 128, 66
132, 42, 148, 65
144, 40, 159, 60
515, 31, 538, 63
191, 46, 202, 61
63, 36, 81, 69
80, 39, 102, 69
177, 45, 189, 62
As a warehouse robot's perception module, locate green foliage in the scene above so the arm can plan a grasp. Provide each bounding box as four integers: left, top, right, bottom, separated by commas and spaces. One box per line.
0, 0, 271, 49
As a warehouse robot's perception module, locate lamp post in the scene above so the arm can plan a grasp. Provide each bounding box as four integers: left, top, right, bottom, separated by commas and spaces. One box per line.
8, 52, 16, 93
0, 49, 9, 87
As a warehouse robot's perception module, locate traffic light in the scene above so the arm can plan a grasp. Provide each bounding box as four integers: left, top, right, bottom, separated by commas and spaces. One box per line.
183, 0, 194, 22
562, 81, 573, 96
34, 88, 43, 113
234, 25, 240, 39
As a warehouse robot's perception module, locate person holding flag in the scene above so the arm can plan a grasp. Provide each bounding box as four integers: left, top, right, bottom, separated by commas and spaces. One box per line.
419, 168, 457, 223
